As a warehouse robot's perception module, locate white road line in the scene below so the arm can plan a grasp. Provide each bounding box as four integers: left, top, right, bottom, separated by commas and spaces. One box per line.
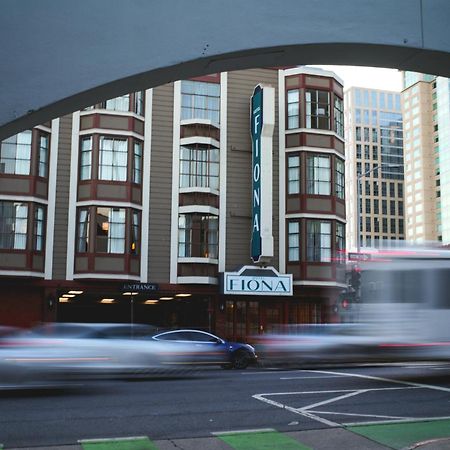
299, 390, 366, 411
311, 369, 450, 393
79, 436, 148, 443
252, 393, 339, 427
280, 375, 344, 380
343, 415, 450, 427
311, 410, 411, 420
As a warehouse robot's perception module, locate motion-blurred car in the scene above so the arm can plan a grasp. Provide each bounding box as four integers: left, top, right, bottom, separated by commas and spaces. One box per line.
150, 329, 258, 369
0, 323, 205, 386
252, 324, 383, 367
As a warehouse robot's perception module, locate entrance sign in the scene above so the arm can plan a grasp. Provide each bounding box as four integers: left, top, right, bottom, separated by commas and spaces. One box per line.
121, 283, 159, 292
250, 84, 274, 264
222, 266, 293, 296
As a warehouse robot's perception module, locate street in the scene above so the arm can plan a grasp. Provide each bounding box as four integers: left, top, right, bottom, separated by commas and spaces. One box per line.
2, 363, 450, 449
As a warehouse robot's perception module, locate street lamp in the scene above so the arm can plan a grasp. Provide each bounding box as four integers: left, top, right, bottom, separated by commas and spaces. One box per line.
356, 163, 403, 252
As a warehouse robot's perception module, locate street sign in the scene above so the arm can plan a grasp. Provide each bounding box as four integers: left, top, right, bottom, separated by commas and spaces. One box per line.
348, 252, 371, 262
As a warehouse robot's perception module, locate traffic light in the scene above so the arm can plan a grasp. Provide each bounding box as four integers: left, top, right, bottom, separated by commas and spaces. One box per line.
339, 291, 355, 310
350, 267, 361, 292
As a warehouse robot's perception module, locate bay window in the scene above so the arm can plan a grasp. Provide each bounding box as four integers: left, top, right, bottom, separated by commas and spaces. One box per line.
98, 137, 127, 181
335, 158, 345, 199
96, 207, 126, 253
38, 134, 49, 177
336, 222, 345, 263
77, 208, 90, 252
133, 140, 143, 184
181, 80, 220, 123
287, 155, 300, 194
334, 97, 344, 137
104, 94, 130, 112
80, 137, 92, 180
178, 213, 218, 259
288, 221, 300, 261
34, 206, 45, 251
307, 154, 330, 195
287, 89, 299, 129
306, 90, 330, 130
180, 144, 219, 190
0, 201, 28, 250
0, 131, 32, 175
307, 220, 331, 262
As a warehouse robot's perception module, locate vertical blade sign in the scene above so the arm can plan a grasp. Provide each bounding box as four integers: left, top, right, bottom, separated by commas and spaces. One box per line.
251, 85, 263, 262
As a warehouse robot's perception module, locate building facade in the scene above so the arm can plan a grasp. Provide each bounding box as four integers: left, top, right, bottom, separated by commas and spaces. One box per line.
0, 67, 346, 339
401, 72, 450, 244
345, 87, 404, 251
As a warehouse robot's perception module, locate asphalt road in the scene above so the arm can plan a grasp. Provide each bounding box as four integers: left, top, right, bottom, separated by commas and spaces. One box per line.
2, 363, 450, 448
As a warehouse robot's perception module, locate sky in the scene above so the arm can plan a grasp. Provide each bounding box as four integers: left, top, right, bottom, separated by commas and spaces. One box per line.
311, 65, 403, 92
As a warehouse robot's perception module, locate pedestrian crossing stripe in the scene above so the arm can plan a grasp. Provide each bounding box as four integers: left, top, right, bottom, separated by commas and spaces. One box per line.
217, 430, 312, 450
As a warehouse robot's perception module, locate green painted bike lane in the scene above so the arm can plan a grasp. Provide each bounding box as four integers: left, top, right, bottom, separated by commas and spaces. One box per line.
347, 419, 450, 449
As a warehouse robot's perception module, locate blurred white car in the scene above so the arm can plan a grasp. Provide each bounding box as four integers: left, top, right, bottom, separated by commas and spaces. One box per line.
0, 323, 205, 386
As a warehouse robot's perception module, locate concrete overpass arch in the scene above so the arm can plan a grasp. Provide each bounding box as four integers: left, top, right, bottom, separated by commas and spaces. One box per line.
1, 0, 450, 139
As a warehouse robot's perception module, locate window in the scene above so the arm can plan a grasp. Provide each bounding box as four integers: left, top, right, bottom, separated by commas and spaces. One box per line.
366, 217, 371, 232
306, 220, 331, 262
372, 145, 378, 160
80, 137, 92, 180
180, 144, 219, 190
288, 221, 300, 261
288, 155, 300, 194
38, 134, 49, 178
365, 198, 371, 214
382, 199, 387, 215
335, 159, 344, 199
364, 145, 370, 159
365, 163, 370, 174
364, 127, 370, 142
356, 127, 361, 141
96, 207, 126, 253
287, 90, 299, 129
131, 210, 140, 255
374, 218, 380, 233
399, 219, 404, 234
134, 91, 144, 116
382, 218, 388, 233
99, 137, 128, 181
390, 182, 395, 197
390, 218, 396, 234
181, 80, 220, 123
390, 200, 396, 215
357, 162, 362, 176
104, 94, 130, 112
34, 206, 45, 251
356, 144, 362, 159
335, 222, 345, 263
307, 155, 330, 195
373, 181, 379, 196
77, 208, 89, 252
334, 97, 344, 137
374, 199, 379, 214
178, 214, 218, 258
306, 90, 330, 130
365, 180, 370, 196
0, 202, 28, 250
398, 201, 404, 215
0, 131, 32, 175
382, 182, 387, 197
133, 140, 142, 184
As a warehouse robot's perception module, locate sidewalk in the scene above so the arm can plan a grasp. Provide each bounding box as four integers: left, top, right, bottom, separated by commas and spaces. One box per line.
4, 425, 450, 450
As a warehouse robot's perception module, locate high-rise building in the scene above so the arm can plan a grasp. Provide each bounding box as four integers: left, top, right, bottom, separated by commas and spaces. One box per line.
401, 72, 450, 244
0, 67, 347, 337
345, 87, 404, 252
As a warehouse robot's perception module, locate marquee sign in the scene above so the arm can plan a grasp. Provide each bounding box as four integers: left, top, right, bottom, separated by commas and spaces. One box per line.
250, 84, 274, 264
222, 266, 293, 296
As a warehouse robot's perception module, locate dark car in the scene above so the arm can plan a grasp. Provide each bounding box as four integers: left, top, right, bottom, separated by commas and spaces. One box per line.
150, 329, 257, 369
